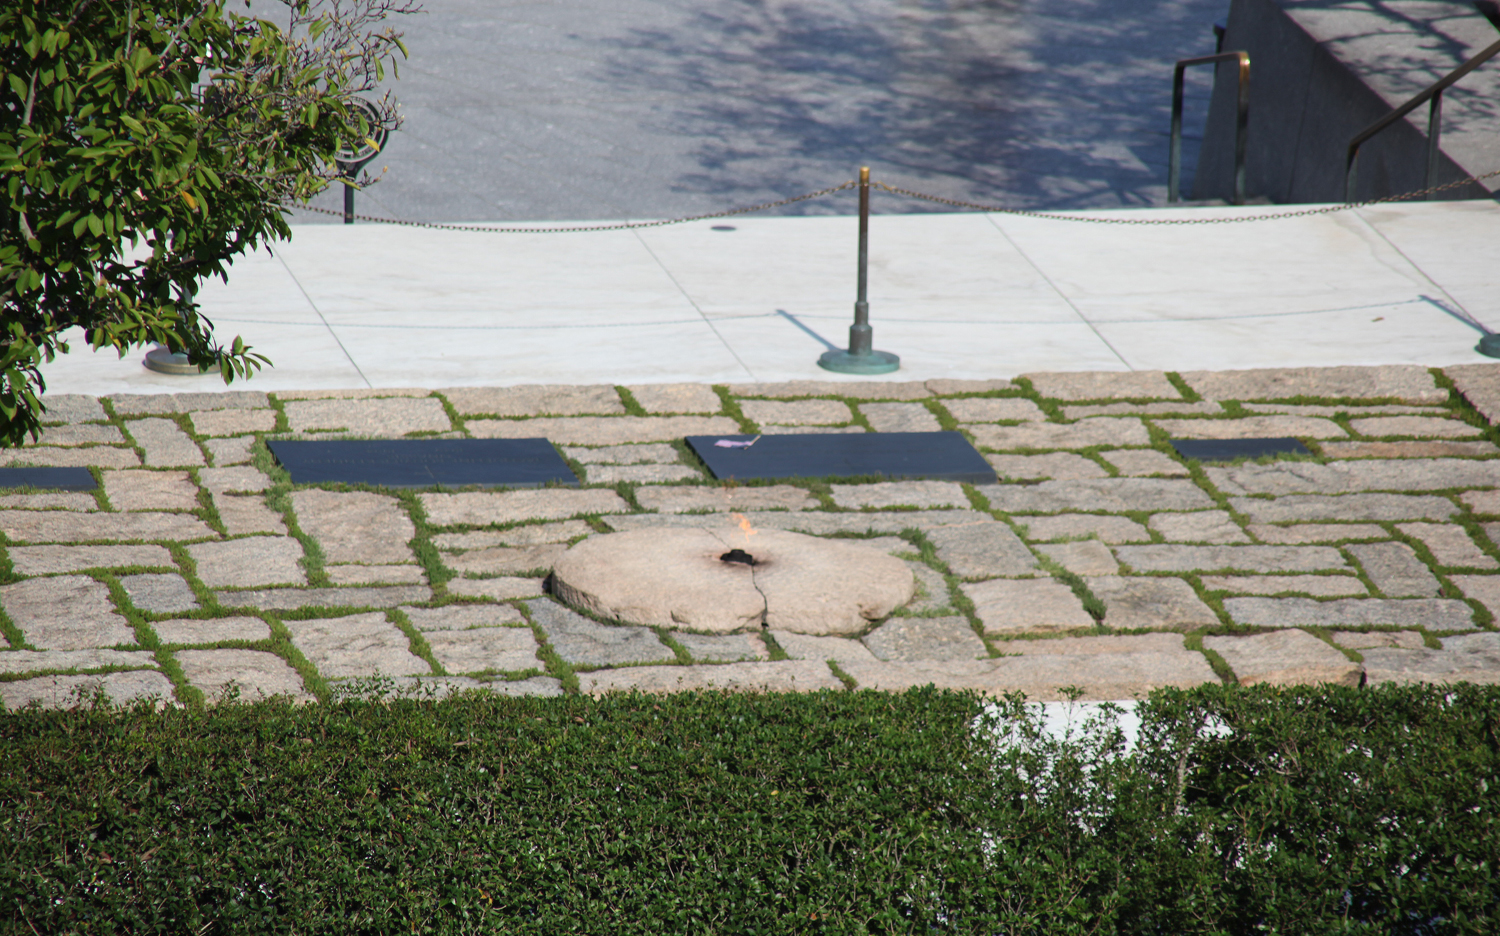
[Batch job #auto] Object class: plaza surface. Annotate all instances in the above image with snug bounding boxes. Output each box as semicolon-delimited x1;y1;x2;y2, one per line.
5;363;1500;710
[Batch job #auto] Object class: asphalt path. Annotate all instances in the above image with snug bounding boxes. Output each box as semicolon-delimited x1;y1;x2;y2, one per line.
291;0;1232;223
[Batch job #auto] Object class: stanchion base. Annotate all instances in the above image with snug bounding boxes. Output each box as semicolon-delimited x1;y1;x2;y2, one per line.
1478;333;1500;359
143;348;207;375
817;348;900;375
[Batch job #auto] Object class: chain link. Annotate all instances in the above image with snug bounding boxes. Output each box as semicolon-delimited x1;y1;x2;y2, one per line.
874;168;1500;224
293;181;858;231
291;168;1500;231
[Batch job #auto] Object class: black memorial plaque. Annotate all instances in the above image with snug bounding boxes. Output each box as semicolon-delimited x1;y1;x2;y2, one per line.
686;431;996;484
0;466;97;491
267;438;577;488
1170;437;1311;462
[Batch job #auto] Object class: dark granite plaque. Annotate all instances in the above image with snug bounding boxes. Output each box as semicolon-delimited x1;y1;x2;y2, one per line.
267;438;577;488
1170;437;1312;462
686;431;996;484
0;466;98;491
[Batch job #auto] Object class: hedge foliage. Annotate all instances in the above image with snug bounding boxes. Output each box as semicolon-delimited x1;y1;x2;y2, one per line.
2;683;1497;934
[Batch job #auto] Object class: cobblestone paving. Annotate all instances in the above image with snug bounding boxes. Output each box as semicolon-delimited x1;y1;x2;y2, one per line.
6;366;1500;708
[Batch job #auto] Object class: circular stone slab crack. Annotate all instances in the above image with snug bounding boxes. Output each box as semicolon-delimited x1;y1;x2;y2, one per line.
550;528;915;635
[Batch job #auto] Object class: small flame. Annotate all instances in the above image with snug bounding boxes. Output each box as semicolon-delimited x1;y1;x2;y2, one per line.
732;512;758;547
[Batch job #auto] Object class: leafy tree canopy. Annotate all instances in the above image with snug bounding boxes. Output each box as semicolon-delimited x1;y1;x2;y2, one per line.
0;0;413;445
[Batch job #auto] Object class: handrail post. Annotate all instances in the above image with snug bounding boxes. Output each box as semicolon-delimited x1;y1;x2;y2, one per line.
1425;89;1444;198
818;167;899;374
1169;51;1250;205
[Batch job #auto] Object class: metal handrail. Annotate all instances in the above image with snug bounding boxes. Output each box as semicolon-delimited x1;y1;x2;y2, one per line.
1345;36;1500;202
1170;51;1250;205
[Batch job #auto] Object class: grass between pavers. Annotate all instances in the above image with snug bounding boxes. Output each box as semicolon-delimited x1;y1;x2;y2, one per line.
7;684;1499;934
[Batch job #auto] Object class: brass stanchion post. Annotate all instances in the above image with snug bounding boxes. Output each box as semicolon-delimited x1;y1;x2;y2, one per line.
819;166;899;374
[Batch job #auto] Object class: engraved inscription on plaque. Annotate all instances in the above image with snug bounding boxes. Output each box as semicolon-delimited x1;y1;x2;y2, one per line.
686;431;996;484
267;439;578;488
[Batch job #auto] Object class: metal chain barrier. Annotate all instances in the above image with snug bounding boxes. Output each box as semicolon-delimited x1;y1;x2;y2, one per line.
293;168;1500;231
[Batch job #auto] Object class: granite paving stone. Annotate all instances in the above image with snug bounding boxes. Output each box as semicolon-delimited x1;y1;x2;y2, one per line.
758;425;866;435
37;424;125;446
1230;494;1457;522
1223;597;1475;630
198;466;271;494
215;495;287;535
0;445;138;468
325;565;425;585
1201;574;1368;597
5;544;172;575
471;415;740;445
1346;542;1440;597
432;520;593;550
1022;370;1180;401
446;543;568;575
605;509;987;535
419;489;628;526
839;652;1215;700
524;599;675;667
586;464;701;484
0;648;156;673
277;388;430;400
562;443;680;464
942;397;1047;422
1085;576;1220;630
1148;511;1251;543
830;480;968;510
0;671;175;710
1241;403;1437;416
37;394;107;423
1034;540;1120;575
1179;365;1445;403
175;649;311;703
112;391;269;414
905;562;956;613
1460;490;1500;515
1203;630;1362;687
1207;459;1500;496
442;385;624;416
204;437;255;466
1064;402;1223;418
103;470;200;511
1003;633;1190;655
739;399;853;426
1101;449;1190;477
1154;415;1346;439
1115;544;1346;573
1445;363;1500;423
1484;523;1500;548
1348;416;1479;438
1331;630;1426;650
188;409;278;437
1448;575;1500;619
859;402;941;432
963;578;1094;634
125;418;206;466
927;521;1038;578
861;615;987;662
728;380;931;400
284;611;431;678
0;575;136;649
1249;523;1390;543
152;616;271;644
0;510;216;543
446;578;546;600
1321;440;1499;458
986;453;1109;480
291;490;414;564
424;628;540;674
926;379;1012;395
625;383;723;414
188;537;304;588
0;493;98;511
119;574;200;613
400;604;526;632
634;484;819;514
215;585;431;610
578;660;842;695
284;397;451;435
1017;514;1152;543
969;418;1150;450
667;631;769;663
1359;634;1500;685
773;632;880;665
987;478;1214;513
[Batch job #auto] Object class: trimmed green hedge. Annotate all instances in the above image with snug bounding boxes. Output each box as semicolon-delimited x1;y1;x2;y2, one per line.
2;684;1497;934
